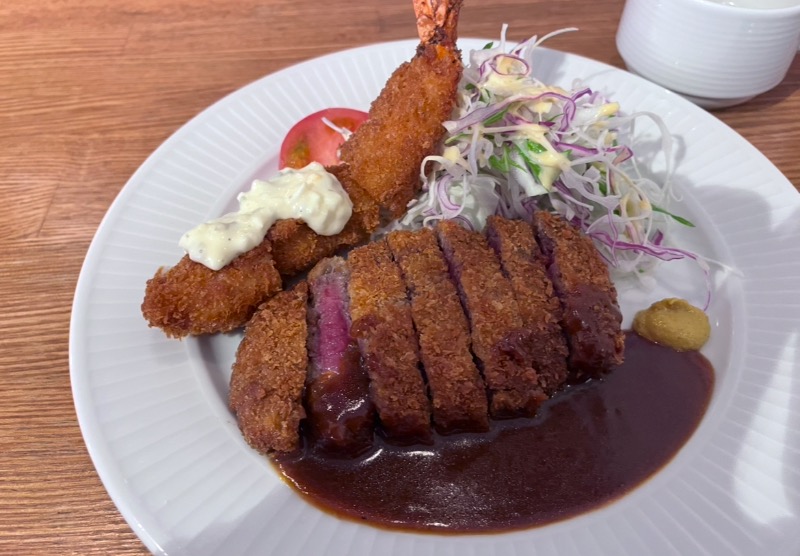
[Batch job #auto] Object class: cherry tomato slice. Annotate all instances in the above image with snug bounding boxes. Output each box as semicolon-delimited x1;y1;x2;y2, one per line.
279;108;369;169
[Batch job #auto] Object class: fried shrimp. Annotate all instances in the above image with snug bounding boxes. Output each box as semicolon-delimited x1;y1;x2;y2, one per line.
142;0;464;338
339;0;464;219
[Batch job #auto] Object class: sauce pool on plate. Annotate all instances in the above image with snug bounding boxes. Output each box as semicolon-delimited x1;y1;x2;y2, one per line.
274;333;714;532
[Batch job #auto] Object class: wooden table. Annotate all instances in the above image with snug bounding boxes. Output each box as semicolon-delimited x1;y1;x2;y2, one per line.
1;0;797;553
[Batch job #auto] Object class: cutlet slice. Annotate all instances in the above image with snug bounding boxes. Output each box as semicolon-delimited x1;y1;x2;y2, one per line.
485;216;569;395
436;220;546;418
306;257;374;454
347;240;432;442
533;211;624;378
387;228;489;434
142;239;282;338
229;282;308;454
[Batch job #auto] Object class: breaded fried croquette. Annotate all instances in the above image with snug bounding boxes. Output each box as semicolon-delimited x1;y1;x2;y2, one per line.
141;240;282;338
348;240;432;442
229;283;308;454
268;165;380;277
485;216;569;394
533;211;624;378
437;220;546;418
338;2;463;219
387;228;489;434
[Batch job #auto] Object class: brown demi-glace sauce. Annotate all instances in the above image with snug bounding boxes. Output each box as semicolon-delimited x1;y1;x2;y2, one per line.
274;333;714;533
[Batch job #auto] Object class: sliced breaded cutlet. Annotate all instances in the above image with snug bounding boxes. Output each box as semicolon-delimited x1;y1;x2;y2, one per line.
229;282;308;454
436;220;546;418
348;240;432;442
387;228;489;434
485;216;569;395
306;257;374;454
533;211;624;378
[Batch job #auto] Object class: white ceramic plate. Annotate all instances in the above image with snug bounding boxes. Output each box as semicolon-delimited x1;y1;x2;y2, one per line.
69;39;800;555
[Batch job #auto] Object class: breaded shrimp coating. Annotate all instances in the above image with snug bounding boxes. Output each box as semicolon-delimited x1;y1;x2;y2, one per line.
387;228;489;434
339;42;463;219
229;283;308;454
141;240;282;338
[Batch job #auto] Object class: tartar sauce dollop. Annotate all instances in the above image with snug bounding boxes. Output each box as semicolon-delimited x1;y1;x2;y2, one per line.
179;162;352;270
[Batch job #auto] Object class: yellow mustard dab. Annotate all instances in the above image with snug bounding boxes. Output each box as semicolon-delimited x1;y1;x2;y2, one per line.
633;298;710;352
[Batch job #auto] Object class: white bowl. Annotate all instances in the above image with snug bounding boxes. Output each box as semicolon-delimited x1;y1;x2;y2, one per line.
616;0;800;107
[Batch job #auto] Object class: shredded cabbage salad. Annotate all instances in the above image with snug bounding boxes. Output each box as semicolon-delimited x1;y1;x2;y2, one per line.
392;27;707;294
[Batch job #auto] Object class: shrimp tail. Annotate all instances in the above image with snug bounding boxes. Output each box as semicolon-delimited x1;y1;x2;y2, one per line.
414;0;463;46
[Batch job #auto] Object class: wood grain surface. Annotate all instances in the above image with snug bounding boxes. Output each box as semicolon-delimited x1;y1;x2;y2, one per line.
0;0;797;553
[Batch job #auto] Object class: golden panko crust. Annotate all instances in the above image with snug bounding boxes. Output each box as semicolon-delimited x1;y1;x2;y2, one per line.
436;220;546;417
485;216;569;394
387;228;489;434
339;44;462;219
141;240;282;338
348;240;432;441
228;282;309;454
268;165;380;277
534;211;625;375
